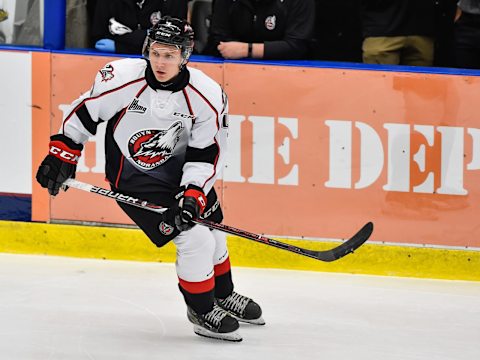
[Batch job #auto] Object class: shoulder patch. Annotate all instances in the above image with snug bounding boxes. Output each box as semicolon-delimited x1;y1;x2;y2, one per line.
100;64;115;82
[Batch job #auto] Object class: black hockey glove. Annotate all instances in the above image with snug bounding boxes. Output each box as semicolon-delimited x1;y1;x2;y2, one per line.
36;134;83;196
164;185;207;232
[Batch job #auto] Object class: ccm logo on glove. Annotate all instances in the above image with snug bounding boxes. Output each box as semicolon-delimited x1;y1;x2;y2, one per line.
36;134;84;196
49;142;81;164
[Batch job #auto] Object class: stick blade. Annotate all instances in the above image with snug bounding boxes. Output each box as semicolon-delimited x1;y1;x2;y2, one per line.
311;222;374;262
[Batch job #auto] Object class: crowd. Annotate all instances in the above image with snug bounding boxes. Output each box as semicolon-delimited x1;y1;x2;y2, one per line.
78;0;479;69
1;0;479;69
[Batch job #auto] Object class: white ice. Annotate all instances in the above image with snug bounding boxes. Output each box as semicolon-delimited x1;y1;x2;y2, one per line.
0;253;479;360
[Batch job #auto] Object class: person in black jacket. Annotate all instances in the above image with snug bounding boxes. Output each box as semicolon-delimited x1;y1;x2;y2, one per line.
361;0;436;66
310;0;363;62
454;0;480;69
204;0;315;60
433;0;457;67
91;0;189;54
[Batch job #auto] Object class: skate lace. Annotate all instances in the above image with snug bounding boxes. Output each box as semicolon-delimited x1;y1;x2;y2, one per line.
220;292;250;315
204;304;227;327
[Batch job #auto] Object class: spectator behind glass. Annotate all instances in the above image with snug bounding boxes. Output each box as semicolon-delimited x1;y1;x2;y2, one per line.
361;0;436;66
433;0;457;67
310;0;362;62
66;0;90;48
203;0;315;60
454;0;480;69
0;5;7;44
91;0;189;54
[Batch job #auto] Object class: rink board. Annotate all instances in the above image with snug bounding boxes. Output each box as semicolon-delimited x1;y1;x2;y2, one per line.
0;221;478;281
0;49;480;281
29;52;480;250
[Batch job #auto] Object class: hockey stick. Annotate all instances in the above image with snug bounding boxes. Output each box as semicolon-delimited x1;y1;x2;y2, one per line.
63;178;373;262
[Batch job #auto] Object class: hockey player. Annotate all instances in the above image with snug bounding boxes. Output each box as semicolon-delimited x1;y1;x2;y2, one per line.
36;16;264;342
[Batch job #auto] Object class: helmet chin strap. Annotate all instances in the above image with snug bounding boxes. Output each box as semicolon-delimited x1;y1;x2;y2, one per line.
180;58;189;69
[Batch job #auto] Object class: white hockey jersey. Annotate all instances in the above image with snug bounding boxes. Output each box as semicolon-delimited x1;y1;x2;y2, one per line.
60;58;228;201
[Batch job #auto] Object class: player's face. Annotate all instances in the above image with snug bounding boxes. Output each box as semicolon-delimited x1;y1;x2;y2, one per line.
149;43;183;82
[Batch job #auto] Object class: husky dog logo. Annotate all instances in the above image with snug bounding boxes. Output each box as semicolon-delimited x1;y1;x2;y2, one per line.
265;15;276;30
100;64;114;82
128;121;184;170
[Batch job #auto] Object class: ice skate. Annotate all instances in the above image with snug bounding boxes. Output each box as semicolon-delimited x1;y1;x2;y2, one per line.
216;291;265;325
187;303;242;342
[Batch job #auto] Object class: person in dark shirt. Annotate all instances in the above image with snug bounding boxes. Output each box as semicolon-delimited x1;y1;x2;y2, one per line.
310;0;363;63
204;0;315;60
91;0;189;54
361;0;436;66
433;0;457;67
454;0;480;69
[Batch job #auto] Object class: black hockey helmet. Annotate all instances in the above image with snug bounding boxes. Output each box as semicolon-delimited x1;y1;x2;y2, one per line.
142;16;194;66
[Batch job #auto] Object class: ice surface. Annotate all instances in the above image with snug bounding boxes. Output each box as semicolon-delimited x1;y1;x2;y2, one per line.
0;253;479;360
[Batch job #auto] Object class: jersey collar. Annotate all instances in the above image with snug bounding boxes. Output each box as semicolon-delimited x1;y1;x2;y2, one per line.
145;62;190;92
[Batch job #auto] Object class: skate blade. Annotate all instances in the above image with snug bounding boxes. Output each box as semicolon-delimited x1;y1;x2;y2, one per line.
232;315;266;325
193;325;243;342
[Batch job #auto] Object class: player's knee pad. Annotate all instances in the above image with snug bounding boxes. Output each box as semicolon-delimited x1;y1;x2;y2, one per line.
211;229;229;266
173;225;216;282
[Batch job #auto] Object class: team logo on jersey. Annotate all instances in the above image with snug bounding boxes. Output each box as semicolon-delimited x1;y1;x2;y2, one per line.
159;221;174;235
150;11;161;26
100;64;114;82
128;121;184;170
265;15;276;31
127;98;147;114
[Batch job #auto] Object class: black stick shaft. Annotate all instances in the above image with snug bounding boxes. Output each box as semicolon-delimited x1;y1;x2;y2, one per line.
63;179;373;262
